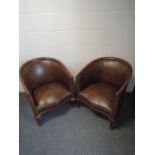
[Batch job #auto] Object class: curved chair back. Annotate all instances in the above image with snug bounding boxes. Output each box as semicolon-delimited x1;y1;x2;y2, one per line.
78;57;132;89
20;57;72;93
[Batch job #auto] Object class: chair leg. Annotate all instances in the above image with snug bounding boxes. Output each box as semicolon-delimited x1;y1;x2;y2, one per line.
70;98;76;106
35;114;42;126
77;102;81;107
109;120;116;130
76;99;81;107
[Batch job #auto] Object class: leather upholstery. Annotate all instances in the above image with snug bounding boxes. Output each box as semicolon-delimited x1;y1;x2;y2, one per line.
20;57;73;126
80;82;117;112
76;58;132;91
33;82;70;112
21;58;72;93
76;57;132;128
20;56;132;128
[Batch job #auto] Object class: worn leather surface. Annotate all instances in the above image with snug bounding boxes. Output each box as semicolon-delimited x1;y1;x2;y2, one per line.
22;58;72;93
20;58;73;116
20;57;132;126
33;82;70;112
77;58;132;91
76;57;132;124
80;82;117;112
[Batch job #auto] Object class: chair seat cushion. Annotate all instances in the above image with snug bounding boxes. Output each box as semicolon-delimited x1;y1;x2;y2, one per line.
80;82;118;112
33;82;70;112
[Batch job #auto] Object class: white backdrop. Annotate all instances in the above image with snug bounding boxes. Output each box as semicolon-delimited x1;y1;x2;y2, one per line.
19;0;135;92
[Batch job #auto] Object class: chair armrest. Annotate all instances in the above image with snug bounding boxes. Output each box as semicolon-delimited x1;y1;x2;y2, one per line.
115;79;130;97
69;76;74;94
75;67;95;93
75;75;81;97
61;69;74;91
23;88;38;115
20;75;37;115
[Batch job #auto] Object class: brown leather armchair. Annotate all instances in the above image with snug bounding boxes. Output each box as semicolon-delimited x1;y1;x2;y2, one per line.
75;57;132;128
20;57;74;126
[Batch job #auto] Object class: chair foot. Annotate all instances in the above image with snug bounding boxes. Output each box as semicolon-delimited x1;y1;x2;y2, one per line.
109;121;116;130
35;115;42;126
76;99;81;107
70;98;76;106
77;102;81;107
74;98;81;107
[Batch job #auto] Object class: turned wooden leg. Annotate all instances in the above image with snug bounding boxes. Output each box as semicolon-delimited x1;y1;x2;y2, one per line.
35;114;42;126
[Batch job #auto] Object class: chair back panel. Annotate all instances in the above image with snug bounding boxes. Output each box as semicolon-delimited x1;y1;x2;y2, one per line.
79;57;132;89
21;58;70;93
100;59;132;88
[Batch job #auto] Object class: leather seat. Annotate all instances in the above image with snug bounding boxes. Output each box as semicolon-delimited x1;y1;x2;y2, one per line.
33;82;70;112
80;82;117;112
